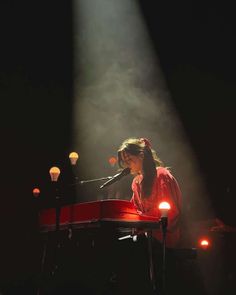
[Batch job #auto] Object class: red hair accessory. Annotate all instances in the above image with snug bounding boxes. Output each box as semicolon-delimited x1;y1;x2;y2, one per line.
140;138;151;148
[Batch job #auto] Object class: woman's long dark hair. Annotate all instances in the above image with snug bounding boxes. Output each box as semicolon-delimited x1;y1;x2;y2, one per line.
117;138;163;197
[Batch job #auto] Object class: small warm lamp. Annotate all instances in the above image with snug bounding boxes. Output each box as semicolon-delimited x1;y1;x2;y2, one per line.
199;238;210;250
158;201;171;236
49;166;61;182
49;167;61;232
32;187;40;198
69;152;79;165
108;156;117;167
159;201;171;217
158;201;171;294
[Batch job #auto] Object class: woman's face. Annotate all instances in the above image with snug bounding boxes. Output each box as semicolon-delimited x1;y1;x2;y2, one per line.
121;151;143;174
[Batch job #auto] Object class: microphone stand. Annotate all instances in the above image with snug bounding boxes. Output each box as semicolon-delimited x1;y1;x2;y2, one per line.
38;183;61;295
51;183;61;277
55;190;61;232
69;168;130;188
160;216;168;295
69;176;112;186
79;176;112;185
147;231;157;293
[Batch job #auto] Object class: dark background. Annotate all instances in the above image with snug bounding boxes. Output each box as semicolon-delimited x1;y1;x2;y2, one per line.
0;0;235;293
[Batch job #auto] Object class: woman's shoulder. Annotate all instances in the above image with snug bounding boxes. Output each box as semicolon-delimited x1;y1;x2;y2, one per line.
156;166;170;175
157;167;173;178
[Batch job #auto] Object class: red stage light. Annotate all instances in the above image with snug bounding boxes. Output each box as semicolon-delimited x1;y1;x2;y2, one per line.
33;187;40;198
108;156;117;166
159;201;171;210
199;238;210;250
158;201;171;217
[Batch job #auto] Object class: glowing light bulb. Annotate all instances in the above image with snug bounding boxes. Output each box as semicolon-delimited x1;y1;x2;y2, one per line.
49;166;61;182
199;238;210;250
158;201;171;217
108;156;117;167
32;187;40;198
69;152;79;165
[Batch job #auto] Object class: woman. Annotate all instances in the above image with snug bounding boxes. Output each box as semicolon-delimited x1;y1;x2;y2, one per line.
117;137;182;248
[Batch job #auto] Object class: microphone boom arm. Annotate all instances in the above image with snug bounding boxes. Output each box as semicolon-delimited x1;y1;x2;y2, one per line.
100;168;130;189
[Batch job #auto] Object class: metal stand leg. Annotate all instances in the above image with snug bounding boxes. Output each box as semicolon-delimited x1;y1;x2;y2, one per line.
162;232;167;295
147;231;160;294
160;217;168;295
51;204;61;275
37;235;48;295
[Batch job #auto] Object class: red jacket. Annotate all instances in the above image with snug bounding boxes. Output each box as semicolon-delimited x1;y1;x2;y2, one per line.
131;167;182;247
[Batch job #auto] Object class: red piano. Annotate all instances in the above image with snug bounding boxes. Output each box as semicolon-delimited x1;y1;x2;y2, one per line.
39;199;160;233
38;200;161;294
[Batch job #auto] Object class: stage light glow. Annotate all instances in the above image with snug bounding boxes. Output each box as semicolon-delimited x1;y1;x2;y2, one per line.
32;187;40;198
49;166;61;182
159;201;171;217
108;156;117;167
159;201;171;210
199;238;211;250
69;152;79;165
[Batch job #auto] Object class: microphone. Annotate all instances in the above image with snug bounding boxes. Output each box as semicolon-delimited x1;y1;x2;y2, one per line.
100;168;130;189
